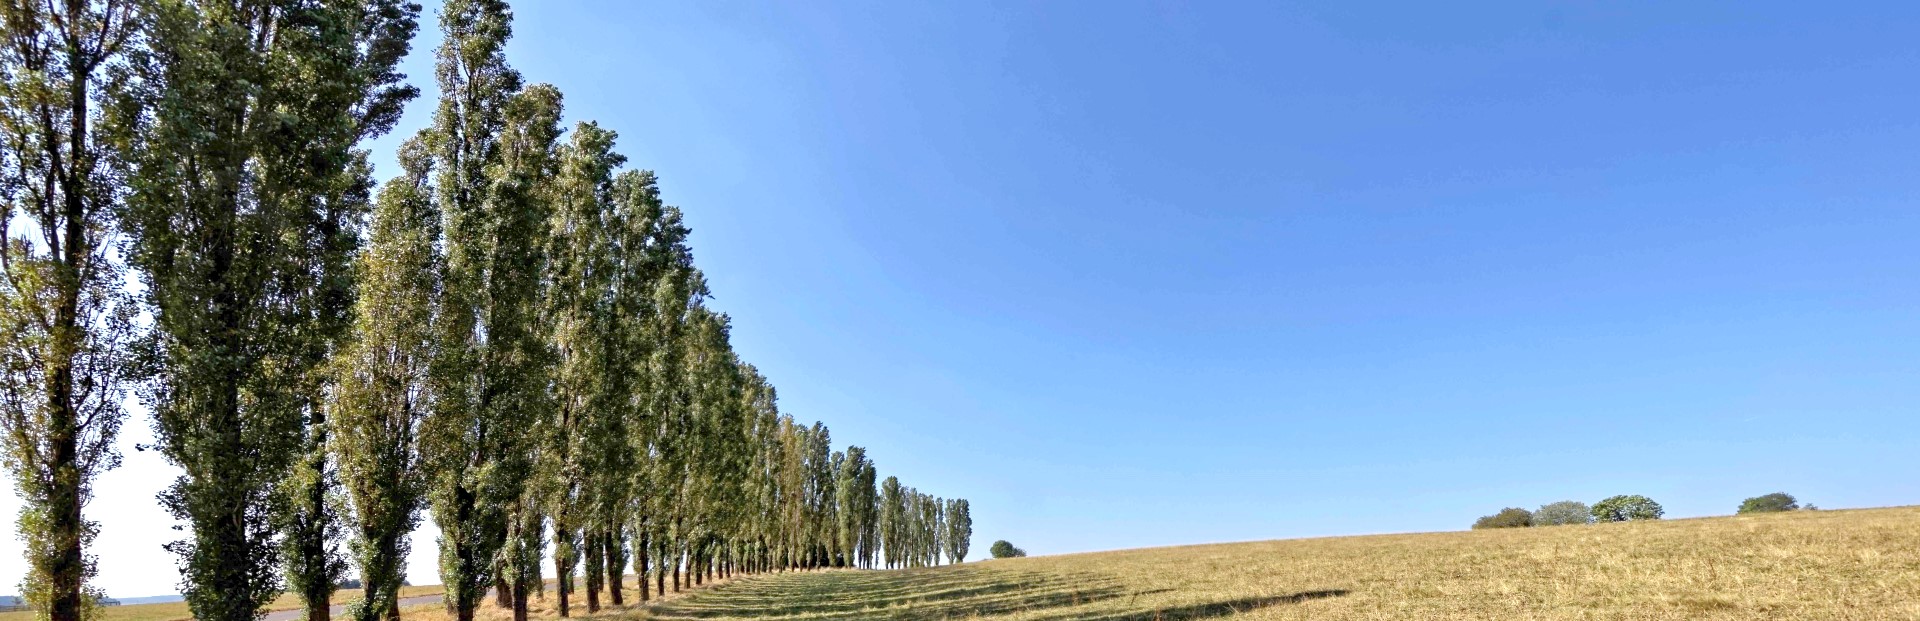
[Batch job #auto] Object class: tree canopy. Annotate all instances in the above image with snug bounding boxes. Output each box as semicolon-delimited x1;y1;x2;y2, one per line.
0;2;974;619
1737;493;1800;514
1592;495;1664;522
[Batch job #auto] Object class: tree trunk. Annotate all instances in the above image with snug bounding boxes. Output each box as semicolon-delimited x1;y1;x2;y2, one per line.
494;573;512;608
555;550;570;617
637;532;650;602
46;387;81;621
605;531;624;606
584;534;602;612
511;575;528;621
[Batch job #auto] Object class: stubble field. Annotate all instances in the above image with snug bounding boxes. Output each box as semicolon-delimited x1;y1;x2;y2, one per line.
625;506;1920;620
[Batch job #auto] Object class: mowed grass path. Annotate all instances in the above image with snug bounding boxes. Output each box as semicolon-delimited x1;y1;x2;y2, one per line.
0;587;448;621
632;506;1920;620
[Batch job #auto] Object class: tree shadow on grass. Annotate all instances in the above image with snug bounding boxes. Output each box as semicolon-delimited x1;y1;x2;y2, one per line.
643;568;1132;620
1025;590;1351;621
642;566;1348;621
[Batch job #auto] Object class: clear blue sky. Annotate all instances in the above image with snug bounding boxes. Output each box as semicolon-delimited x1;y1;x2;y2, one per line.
8;0;1920;596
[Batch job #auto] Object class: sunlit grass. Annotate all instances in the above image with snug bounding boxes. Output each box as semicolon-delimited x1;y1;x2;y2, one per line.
615;505;1920;620
0;585;445;621
25;506;1918;621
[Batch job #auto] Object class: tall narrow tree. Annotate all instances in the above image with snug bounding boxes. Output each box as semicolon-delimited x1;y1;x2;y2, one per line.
123;2;418;620
410;2;560;621
546;121;630;615
331;138;437;621
878;476;903;569
853;456;878;568
279;6;424;620
944;498;970;563
611;167;673;602
832;447;862;568
0;3;138;619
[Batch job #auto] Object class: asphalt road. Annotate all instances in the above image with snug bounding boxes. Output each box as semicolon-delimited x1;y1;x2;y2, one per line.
259;595;444;621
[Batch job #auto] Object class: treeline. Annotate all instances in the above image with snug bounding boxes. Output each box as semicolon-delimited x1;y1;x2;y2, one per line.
0;3;969;621
1473;495;1664;529
1471;492;1814;529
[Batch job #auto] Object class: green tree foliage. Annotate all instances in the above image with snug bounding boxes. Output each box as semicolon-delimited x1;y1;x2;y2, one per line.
1472;508;1533;529
921;493;943;567
0;4;139;619
852;454;879;569
834;447;876;568
879;477;904;568
989;540;1026;559
279;4;424;616
1531;501;1592;526
803;423;835;568
409;2;559;619
543;121;629;617
331;139;437;621
1737;492;1799;514
1592;495;1664;522
944;499;972;563
121;2;419;620
4;4;973;613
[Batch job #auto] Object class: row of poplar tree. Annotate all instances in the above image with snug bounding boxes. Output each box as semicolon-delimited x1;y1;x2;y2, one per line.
0;2;972;621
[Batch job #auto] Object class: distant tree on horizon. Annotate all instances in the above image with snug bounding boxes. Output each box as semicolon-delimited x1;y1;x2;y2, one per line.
1592;495;1664;522
1472;508;1533;529
989;540;1026;559
1531;501;1593;526
1737;492;1800;514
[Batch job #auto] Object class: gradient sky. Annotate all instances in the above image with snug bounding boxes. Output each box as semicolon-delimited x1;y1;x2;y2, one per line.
8;0;1920;597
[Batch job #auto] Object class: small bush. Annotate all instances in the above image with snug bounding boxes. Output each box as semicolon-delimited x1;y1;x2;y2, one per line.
1472;507;1533;529
1737;492;1799;514
1592;495;1663;522
989;540;1026;559
1532;500;1593;526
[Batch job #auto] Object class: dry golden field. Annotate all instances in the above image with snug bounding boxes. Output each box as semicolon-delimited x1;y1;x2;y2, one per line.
19;506;1919;621
624;505;1920;620
0;585;446;621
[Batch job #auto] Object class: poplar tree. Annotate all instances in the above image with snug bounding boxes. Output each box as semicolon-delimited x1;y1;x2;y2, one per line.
468;79;562;621
878;476;903;568
832;448;861;568
853;456;878;568
547;122;647;613
804;423;833;568
122;2;418;620
944;498;970;563
0;3;138;619
826;449;846;566
331;139;436;621
680;307;744;585
637;216;701;594
411;2;558;620
740;368;780;574
545;122;626;618
281;5;424;619
611;168;668;602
